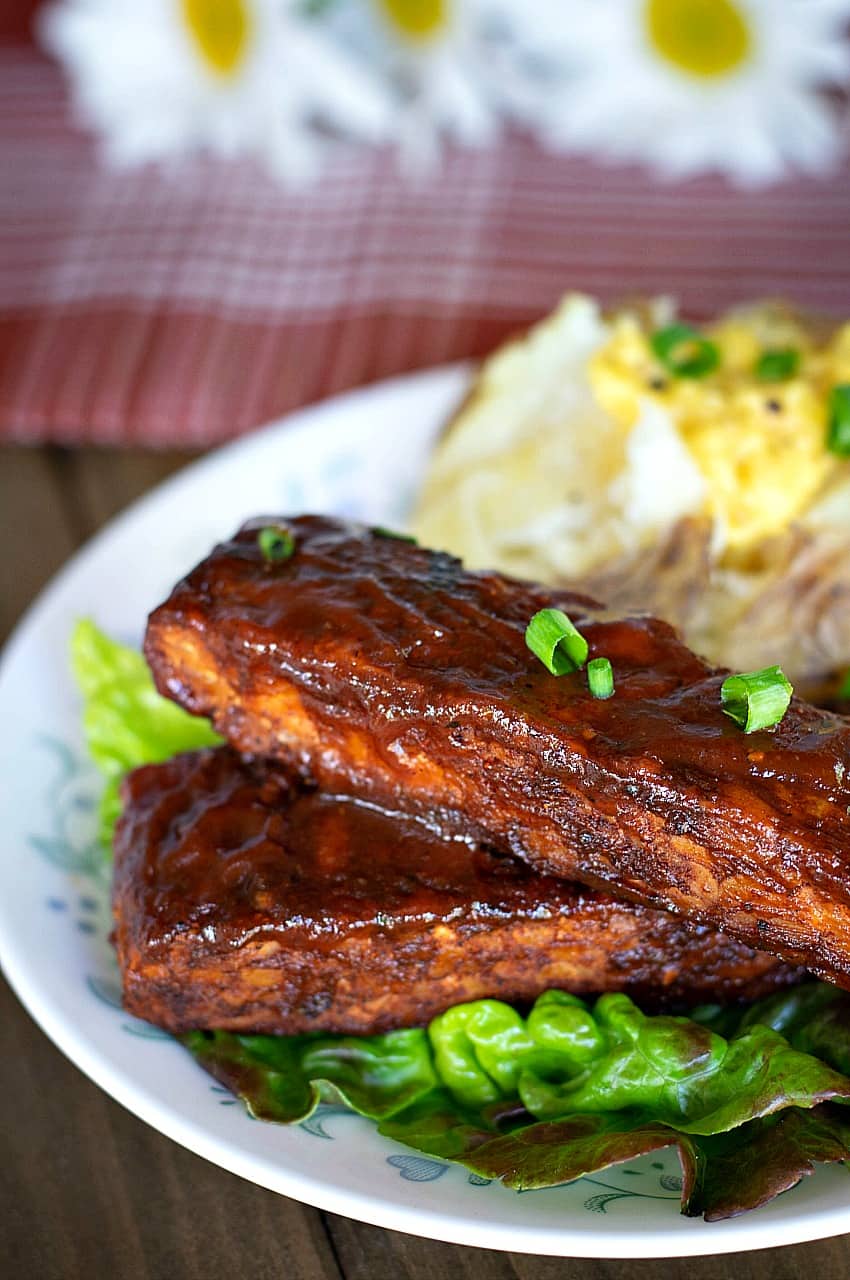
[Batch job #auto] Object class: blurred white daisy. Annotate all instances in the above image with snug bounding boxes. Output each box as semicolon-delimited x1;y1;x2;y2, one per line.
39;0;395;183
541;0;850;186
328;0;571;172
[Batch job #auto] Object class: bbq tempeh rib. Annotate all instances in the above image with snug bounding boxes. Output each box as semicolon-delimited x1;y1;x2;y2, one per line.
113;748;800;1034
145;516;850;984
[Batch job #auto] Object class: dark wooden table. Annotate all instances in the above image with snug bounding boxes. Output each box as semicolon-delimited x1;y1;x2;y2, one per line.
4;443;850;1280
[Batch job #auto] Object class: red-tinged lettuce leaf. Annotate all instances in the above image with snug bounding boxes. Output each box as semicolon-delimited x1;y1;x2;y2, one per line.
382;1093;850;1222
377;1089;505;1160
182;985;850;1222
459;1112;699;1197
183;1031;315;1122
183;1027;437;1124
684;1104;850;1222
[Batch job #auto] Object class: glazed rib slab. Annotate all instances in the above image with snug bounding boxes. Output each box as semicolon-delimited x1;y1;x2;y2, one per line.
113;748;800;1034
145;516;850;984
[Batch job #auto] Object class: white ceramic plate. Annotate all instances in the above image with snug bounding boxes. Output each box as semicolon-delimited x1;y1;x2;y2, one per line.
2;365;849;1259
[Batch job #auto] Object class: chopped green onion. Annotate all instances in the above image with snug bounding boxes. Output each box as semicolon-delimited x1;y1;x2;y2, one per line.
827;385;850;457
838;669;850;701
587;657;614;700
257;525;295;563
755;348;799;382
525;608;588;676
372;526;418;543
650;324;719;380
720;665;793;734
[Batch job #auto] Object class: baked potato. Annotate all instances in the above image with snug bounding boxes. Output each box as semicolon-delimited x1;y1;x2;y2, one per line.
413;293;850;696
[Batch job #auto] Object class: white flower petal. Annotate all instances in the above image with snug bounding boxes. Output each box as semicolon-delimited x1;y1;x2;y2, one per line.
542;0;850;186
38;0;393;184
284;26;395;140
432;59;499;145
38;0;850;186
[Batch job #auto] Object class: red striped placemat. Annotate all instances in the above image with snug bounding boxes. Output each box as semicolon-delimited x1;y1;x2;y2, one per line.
3;46;850;447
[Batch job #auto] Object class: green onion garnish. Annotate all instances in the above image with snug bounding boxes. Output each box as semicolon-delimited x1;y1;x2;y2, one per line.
827;385;850;456
720;665;793;734
257;525;295;563
525;608;588;676
650;324;719;380
587;657;614;700
838;669;850;701
756;348;799;382
372;526;418;543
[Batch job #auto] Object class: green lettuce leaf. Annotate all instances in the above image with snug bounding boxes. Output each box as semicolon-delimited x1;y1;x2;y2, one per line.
182;987;850;1220
737;983;850;1076
71;619;221;847
518;994;850;1133
182;1027;437;1124
426;991;850;1134
695;982;850;1079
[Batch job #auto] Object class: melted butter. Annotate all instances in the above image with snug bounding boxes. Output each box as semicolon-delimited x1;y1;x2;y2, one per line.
590;311;847;554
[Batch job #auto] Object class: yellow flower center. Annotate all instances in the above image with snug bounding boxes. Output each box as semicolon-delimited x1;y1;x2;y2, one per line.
645;0;751;79
375;0;448;43
180;0;252;77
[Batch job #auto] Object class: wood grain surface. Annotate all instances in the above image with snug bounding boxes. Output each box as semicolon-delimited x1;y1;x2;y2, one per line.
3;443;850;1279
